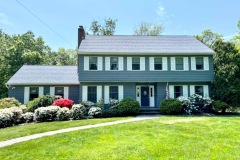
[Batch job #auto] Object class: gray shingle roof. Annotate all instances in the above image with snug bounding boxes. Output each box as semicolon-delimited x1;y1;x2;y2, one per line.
78;35;214;54
6;65;79;85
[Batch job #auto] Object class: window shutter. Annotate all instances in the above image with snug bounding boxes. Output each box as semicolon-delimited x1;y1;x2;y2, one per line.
50;87;55;96
171;57;176;70
84;56;89;70
119;85;124;100
190;85;195;96
24;87;30;104
149;57;154;71
104;86;109;104
39;87;44;96
162;57;168;71
169;85;174;98
119;57;124;70
204;57;209;70
203;85;209;97
182;85;188;97
105;57;110;71
191;57;196;70
98;57;103;71
82;86;87;101
64;87;69;99
183;57;189;71
140;57;145;71
127;57;132;70
97;86;102;102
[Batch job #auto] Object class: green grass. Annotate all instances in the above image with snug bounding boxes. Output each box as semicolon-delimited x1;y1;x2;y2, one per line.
0;116;240;160
0;117;129;142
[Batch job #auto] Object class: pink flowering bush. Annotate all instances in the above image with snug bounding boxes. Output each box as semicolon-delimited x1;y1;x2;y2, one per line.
0;97;21;109
53;98;74;109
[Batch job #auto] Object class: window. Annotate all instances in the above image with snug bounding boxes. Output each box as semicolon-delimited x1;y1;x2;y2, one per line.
89;57;98;70
195;86;203;96
154;57;162;70
30;87;39;100
176;57;183;70
132;57;140;70
110;57;118;70
88;86;97;103
174;86;183;98
55;87;64;98
196;57;204;70
109;86;118;100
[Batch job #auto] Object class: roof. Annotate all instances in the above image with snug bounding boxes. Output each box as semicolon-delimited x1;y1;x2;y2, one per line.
6;65;79;85
78;35;214;55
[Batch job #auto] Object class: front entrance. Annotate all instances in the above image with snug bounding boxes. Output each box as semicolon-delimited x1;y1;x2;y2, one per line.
141;86;149;106
136;85;154;107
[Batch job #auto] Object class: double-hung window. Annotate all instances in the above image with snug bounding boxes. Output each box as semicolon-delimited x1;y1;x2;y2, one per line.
196;57;204;70
174;86;183;98
30;87;39;100
176;57;183;70
55;87;64;97
195;86;203;96
89;57;98;70
109;86;118;100
154;57;162;70
132;57;140;70
110;57;118;70
87;86;97;103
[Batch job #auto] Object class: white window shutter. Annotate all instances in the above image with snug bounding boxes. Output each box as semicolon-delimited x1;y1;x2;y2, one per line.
39;87;44;96
162;57;168;71
119;57;124;70
204;57;209;70
182;85;188;97
127;57;132;70
64;87;69;99
50;87;55;96
140;57;145;71
183;57;189;71
191;57;196;70
104;86;109;104
149;57;154;71
119;85;124;100
24;87;30;104
97;85;102;102
98;57;103;71
171;57;176;70
82;86;87;101
105;57;110;71
203;85;209;97
190;85;195;96
84;56;89;70
169;85;174;98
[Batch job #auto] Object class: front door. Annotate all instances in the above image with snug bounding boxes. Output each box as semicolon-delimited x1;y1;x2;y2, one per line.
141;86;150;106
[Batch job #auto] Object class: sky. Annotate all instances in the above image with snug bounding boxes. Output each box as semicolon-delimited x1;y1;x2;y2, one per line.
0;0;239;51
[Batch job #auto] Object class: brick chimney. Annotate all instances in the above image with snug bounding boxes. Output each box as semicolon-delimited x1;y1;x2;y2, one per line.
78;26;85;48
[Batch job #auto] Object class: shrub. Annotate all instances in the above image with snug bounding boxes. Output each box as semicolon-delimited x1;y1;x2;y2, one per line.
109;99;119;109
0;97;21;109
160;99;182;115
119;98;140;116
96;98;104;110
102;108;122;118
19;105;27;113
72;104;86;120
56;107;72;121
53;98;74;109
88;107;102;118
81;101;95;112
20;112;34;123
27;95;54;112
34;106;60;122
9;107;23;124
212;100;230;113
0;108;14;128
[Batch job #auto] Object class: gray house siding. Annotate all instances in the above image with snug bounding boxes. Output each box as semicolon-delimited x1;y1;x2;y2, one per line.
8;86;24;104
78;55;214;82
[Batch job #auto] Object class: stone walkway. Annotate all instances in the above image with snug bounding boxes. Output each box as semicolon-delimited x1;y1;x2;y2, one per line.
0;115;160;148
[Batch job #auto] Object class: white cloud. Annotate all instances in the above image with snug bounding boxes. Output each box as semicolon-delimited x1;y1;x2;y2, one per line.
156;3;169;19
0;13;13;26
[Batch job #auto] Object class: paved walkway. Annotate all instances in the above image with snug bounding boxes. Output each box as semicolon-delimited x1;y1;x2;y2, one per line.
0;115;160;148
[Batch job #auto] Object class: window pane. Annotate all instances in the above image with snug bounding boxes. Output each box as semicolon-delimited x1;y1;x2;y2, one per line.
132;58;140;70
55;87;64;97
88;86;97;103
154;57;162;70
109;86;118;100
174;86;182;98
195;86;203;96
89;57;98;70
30;87;39;101
132;58;140;64
110;57;118;70
176;57;183;70
196;57;203;70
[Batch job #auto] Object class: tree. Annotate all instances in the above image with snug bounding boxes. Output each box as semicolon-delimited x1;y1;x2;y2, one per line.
134;22;164;36
47;48;77;65
231;19;240;51
90;18;117;35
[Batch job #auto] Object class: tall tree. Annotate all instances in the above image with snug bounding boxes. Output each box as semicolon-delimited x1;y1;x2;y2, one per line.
231;18;240;51
134;22;164;36
47;48;77;65
90;18;117;35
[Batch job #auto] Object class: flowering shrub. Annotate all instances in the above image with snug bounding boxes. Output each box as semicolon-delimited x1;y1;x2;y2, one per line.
9;107;23;124
72;104;86;120
88;107;102;117
0;108;14;128
34;106;60;122
53;98;74;109
56;107;72;121
109;99;119;109
81;101;95;112
0;97;21;109
21;112;34;123
96;98;104;110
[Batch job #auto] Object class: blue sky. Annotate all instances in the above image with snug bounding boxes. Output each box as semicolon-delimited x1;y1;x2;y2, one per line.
0;0;239;51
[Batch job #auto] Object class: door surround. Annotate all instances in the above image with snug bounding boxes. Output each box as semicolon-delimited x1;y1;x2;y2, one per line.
136;85;154;107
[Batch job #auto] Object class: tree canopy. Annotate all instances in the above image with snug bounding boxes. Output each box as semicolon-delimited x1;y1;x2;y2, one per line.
134;22;164;36
90;18;117;35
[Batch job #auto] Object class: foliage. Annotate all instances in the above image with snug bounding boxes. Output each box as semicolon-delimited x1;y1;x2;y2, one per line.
72;104;86;120
20;112;34;123
9;107;23;124
0;108;14;128
96;98;104;110
119;98;140;115
27;95;54;112
90;18;117;35
56;107;72;121
46;48;77;65
53;98;74;109
134;22;164;36
212;100;230;113
102;108;122;118
160;99;182;114
33;106;60;122
108;99;119;109
0;97;21;109
81;101;95;112
88;107;102;118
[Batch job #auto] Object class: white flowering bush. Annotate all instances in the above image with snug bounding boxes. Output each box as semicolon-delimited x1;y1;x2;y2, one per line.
81;101;95;112
0;108;14;128
96;98;104;110
9;107;23;124
20;112;34;123
72;104;86;120
88;107;102;117
34;106;60;122
56;107;72;121
109;99;119;109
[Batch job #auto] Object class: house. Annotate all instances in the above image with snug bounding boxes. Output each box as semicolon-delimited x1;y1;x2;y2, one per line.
6;26;214;109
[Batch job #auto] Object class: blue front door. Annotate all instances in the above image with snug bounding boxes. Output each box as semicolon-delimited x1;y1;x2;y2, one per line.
141;86;149;106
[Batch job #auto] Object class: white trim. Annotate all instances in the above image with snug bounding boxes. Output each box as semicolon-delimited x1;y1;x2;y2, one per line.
149;85;154;107
104;86;109;104
24;87;30;104
182;85;188;97
140;57;145;71
50;87;55;96
127;57;132;70
39;87;44;96
84;56;89;70
136;86;140;104
183;57;189;71
203;85;209;97
98;57;103;71
105;57;110;71
171;57;176;70
169;85;174;98
97;85;102;102
204;57;209;70
82;86;87;101
190;85;195;96
162;57;168;71
64;87;69;99
191;57;196;70
118;57;124;70
119;85;124;100
149;57;154;71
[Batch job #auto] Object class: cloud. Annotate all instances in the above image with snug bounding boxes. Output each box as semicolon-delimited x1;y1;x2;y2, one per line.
0;13;13;26
156;3;169;19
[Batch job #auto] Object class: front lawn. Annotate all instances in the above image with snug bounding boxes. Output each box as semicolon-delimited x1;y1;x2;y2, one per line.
0;116;239;159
